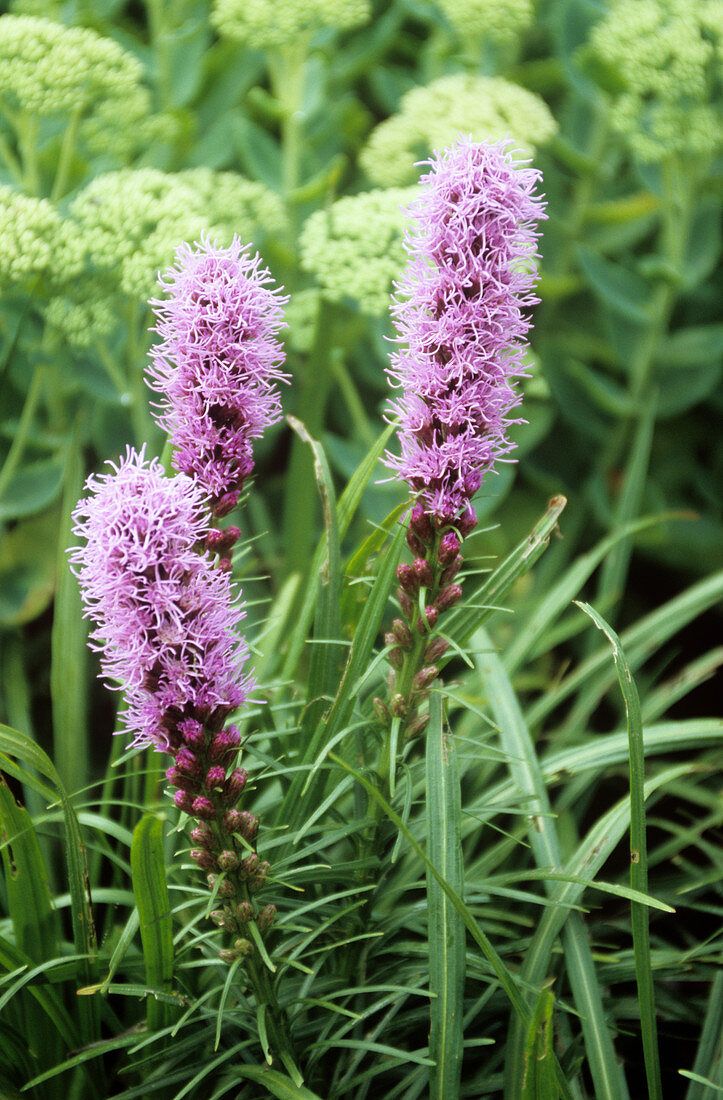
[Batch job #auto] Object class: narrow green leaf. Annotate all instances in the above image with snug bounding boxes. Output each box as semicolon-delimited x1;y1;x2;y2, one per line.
476;631;628;1100
504;512;676;674
684;972;723;1100
275;518;406;834
281;422;396;682
576;603;663;1100
130;814;175;1032
288;418;344;760
50;427;88;795
426;694;465;1100
521;981;558;1100
0;779;57;963
443;495;567;655
595;396;656;619
232;1064;324;1099
0;724;99;1042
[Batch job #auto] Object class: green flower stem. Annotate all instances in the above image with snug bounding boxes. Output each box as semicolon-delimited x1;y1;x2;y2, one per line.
594;158;693;617
0;123;24;187
269;37;309;234
145;0;173;110
282;299;341;579
15;109;41;195
50;104;82;202
0;364;44;501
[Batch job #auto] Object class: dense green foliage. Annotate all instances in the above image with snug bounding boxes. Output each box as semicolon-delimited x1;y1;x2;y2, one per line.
0;0;721;1098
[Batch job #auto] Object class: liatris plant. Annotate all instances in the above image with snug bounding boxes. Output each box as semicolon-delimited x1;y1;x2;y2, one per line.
379;138;546;755
69;447;296;1063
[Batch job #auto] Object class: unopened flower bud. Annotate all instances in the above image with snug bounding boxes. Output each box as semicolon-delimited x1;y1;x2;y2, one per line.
218;948;238;964
222;808;243;833
205;765;226;790
406;530;426;557
397;588;414;617
209;909;228;928
192;795;216;819
248;860;270;894
174;789;194;814
416;606;438;633
212;491;239;518
166;765;198;794
209;725;241;762
412;558;434;587
392;618;413;647
438;531;461;565
223;768;248;805
233;938;254;957
396;563;418;593
236;811;258;840
390;693;407;717
190;824;216;848
217;849;239;871
190;848;216;870
413;665;439;691
441;557;462;585
239;853;260;879
178;717;205;749
387;645;404;669
424;636;450;663
373;697;391;726
405;713;430;740
176;746;203;777
458;505;477;538
257;903;276;932
206;526;241;554
410;502;433;542
235;901;255;924
434;584;463;612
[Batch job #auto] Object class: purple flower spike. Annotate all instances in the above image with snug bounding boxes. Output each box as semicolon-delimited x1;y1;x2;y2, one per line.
69;446;256;751
384;137;546;522
148;233;290;506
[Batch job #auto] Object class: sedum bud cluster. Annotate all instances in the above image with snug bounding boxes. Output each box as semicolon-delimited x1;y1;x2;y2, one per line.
360;74;556;187
299;188;418;316
212;0;370;49
0;184;83;290
589;0;723;162
46;168;286;349
0;14;154;162
436;0;534;45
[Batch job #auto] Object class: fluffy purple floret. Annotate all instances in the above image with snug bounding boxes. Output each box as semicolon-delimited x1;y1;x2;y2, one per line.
384;137;547;521
69;446;255;750
148;234;289;503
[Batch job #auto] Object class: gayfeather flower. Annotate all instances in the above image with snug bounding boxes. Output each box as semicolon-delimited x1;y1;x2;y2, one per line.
148;234;289;510
69;446;255;751
385;137;547;524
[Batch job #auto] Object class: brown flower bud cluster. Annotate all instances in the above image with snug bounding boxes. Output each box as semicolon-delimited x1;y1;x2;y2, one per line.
164;716;276;963
380;501;476;741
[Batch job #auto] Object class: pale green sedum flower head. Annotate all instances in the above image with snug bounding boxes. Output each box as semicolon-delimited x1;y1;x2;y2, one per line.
212;0;370;49
300;187;418;316
46;168;287;347
436;0;534;44
590;0;723;161
360;74;557;186
0;15;153;158
0;184;83;288
68;167;287;300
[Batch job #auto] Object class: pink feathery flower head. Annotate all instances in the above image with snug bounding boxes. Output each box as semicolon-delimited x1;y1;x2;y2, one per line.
384;137;547;524
148;234;289;508
69;446;255;751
